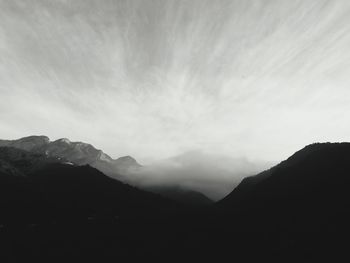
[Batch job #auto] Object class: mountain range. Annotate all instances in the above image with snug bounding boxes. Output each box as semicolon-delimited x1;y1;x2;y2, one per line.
1;138;350;262
0;135;141;176
0;136;212;205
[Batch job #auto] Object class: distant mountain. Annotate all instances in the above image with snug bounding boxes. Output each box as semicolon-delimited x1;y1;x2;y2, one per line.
0;136;211;205
0;136;141;180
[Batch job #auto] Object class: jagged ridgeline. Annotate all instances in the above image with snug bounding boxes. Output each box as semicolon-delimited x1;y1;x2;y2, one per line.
0;136;212;205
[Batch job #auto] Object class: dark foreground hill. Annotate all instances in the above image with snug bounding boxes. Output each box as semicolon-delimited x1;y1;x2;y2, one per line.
218;143;350;228
0;146;180;221
1;143;350;262
208;143;350;262
0;147;190;262
145;185;213;206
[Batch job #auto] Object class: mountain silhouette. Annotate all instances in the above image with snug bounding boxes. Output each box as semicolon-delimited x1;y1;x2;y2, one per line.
0;136;212;205
219;142;350;226
206;142;350;262
0;146;190;262
2;141;350;262
0;146;181;223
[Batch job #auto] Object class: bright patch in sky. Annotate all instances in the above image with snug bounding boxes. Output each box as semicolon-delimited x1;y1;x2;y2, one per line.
1;0;350;164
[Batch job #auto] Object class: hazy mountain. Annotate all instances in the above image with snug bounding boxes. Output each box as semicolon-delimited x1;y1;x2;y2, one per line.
0;136;213;204
0;136;141;179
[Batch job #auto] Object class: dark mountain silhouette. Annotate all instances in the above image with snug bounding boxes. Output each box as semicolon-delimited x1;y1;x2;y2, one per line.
0;136;212;205
0;146;190;262
205;142;350;262
0;146;180;221
219;143;350;223
2;142;350;262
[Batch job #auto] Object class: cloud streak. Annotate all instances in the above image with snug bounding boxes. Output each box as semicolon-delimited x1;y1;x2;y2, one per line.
1;0;350;166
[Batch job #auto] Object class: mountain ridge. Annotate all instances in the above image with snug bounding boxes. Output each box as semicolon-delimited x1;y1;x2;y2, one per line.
0;135;141;178
216;142;350;231
0;136;213;205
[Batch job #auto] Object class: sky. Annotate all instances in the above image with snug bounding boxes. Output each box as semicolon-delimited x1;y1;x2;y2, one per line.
1;0;350;165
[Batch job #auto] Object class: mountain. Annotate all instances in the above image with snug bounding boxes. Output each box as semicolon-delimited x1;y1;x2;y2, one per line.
0;146;180;222
219;142;350;223
0;146;192;262
0;146;62;176
0;136;141;180
208;143;350;262
0;135;50;151
0;136;212;205
2;142;350;262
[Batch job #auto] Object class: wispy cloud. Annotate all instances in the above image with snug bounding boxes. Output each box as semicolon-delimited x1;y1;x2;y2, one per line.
1;0;350;165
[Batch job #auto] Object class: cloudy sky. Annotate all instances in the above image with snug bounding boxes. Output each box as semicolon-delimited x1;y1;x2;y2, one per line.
1;0;350;165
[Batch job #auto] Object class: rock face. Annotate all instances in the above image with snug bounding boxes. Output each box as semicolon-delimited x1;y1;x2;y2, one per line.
0;136;141;181
43;138;113;165
0;136;50;152
0;146;60;176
